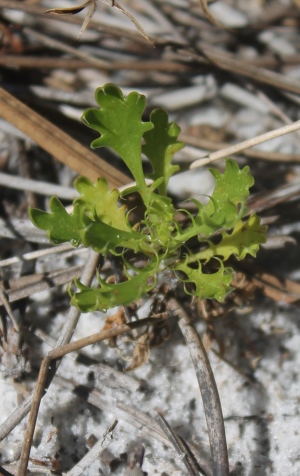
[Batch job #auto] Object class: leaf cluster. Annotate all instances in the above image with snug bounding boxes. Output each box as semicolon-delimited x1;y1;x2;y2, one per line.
30;84;267;313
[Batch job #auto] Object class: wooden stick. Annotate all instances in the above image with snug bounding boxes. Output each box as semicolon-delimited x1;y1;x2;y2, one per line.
0;87;129;188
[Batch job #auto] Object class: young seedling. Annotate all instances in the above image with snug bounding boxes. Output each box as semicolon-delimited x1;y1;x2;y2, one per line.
30;83;267;316
19;84;268;476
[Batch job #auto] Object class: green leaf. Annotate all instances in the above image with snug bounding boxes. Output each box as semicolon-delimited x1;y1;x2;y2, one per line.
216;215;267;260
142;109;183;195
192;215;268;262
79;218;143;253
175;260;233;302
30;81;267;310
74;176;129;231
29;197;86;246
205;159;253;229
82;83;153;202
70;269;156;312
178;159;255;242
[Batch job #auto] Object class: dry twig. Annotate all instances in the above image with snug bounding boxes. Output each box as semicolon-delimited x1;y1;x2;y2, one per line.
190;120;300;168
156;411;206;476
0;87;129;187
18;314;166;474
167;298;229;476
0;249;99;442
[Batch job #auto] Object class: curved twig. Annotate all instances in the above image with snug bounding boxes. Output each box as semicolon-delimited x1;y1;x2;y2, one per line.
167;298;229;476
0;249;99;470
18;312;168;475
156;411;207;476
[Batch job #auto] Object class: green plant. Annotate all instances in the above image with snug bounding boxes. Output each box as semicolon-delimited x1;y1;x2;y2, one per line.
29;83;267;313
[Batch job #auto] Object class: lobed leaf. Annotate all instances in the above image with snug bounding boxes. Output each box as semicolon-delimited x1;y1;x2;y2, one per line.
74;176;129;231
70;269;156;312
191;215;267;263
206;159;253;227
82;83;153;202
175;260;233;302
29;197;87;246
178;159;255;241
79;218;143;253
215;214;267;261
142;109;183;196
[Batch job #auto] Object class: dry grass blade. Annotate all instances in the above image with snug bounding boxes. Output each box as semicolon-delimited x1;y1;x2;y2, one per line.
46;2;89;15
0;285;19;332
156;412;206;476
0;87;129;188
0;0;149;44
0;55;190;72
168;298;229;476
112;0;151;44
183;45;300;95
0;266;83;305
46;0;150;41
199;0;224;28
66;422;118;475
248;184;300;216
254;273;300;304
181;134;300;163
0;243;76;269
48;314;166;360
46;0;97;37
78;0;97;36
0;172;78;199
0;218;47;244
23;27;110;69
190;120;300;167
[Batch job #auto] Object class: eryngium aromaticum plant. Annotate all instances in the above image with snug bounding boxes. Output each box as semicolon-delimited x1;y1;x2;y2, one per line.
30;84;267;313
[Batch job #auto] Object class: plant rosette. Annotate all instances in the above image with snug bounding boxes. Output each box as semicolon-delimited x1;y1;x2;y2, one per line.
30;83;267;314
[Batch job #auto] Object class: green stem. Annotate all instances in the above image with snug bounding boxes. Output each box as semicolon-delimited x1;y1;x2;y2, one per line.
185;246;216;264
